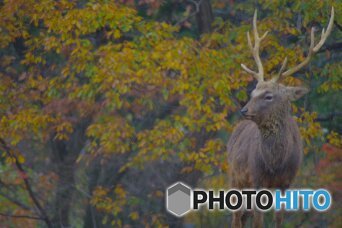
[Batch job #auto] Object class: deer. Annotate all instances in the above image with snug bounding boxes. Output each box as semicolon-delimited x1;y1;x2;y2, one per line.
227;7;334;228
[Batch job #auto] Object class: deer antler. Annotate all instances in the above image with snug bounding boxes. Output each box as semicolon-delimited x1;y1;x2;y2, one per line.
241;10;269;82
273;7;334;82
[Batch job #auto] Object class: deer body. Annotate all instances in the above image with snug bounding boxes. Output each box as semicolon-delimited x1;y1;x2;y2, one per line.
227;8;334;228
228;82;306;227
228;115;302;190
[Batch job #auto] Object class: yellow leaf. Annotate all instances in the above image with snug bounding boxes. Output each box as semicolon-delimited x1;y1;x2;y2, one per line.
17;155;25;164
130;211;139;221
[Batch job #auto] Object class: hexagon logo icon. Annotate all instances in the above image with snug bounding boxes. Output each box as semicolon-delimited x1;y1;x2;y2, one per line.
166;182;192;217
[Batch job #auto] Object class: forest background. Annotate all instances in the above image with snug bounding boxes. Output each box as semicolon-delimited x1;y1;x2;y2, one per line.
0;0;341;227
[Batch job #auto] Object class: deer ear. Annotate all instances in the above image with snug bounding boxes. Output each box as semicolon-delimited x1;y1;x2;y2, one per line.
286;86;309;101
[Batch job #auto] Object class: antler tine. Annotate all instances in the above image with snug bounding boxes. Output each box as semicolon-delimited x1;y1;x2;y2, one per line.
272;57;288;82
280;7;334;79
241;9;269;82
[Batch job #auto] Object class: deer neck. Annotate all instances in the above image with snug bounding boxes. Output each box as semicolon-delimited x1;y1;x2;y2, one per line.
257;107;291;173
258;105;290;139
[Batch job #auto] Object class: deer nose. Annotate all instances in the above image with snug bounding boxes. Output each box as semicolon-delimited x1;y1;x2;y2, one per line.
240;107;248;115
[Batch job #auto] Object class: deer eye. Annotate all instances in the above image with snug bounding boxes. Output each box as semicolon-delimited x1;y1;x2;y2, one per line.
264;95;273;101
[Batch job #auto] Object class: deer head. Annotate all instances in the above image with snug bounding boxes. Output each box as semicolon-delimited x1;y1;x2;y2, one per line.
240;8;334;126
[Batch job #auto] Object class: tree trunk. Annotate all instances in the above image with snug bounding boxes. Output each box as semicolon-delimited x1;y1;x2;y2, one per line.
196;0;214;34
83;159;101;228
50;119;89;227
53;160;75;227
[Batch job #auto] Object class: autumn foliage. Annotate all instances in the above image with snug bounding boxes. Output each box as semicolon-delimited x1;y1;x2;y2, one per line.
0;0;341;227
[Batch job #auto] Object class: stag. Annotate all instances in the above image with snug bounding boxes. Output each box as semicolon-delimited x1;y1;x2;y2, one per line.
227;8;334;228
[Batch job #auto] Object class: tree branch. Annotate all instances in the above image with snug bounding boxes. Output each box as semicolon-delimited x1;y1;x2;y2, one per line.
0;138;52;227
334;21;342;32
0;212;43;220
315;112;342;122
175;0;202;26
0;191;32;211
0;179;33;211
317;42;342;53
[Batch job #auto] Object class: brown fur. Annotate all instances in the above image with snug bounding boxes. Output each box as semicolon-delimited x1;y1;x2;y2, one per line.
227;81;307;228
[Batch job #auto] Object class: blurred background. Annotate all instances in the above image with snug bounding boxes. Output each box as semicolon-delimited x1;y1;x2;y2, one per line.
0;0;341;227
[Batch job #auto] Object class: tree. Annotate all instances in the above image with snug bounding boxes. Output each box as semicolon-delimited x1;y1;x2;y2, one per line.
0;0;340;226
